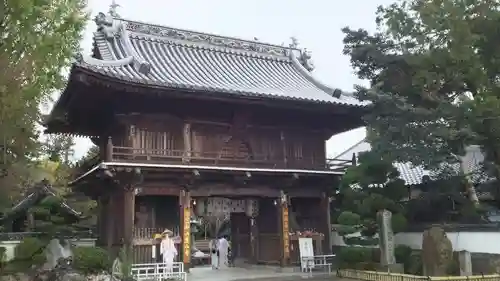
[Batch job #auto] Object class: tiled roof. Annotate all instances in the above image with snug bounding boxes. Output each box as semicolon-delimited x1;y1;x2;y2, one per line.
333;139;491;185
75;12;364;106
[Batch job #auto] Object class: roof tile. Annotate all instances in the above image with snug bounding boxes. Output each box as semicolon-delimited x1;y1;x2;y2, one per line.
77;13;365;106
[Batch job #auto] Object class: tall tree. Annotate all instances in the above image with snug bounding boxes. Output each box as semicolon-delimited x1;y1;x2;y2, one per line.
42;135;75;164
342;0;500;197
336;151;407;246
0;0;87;195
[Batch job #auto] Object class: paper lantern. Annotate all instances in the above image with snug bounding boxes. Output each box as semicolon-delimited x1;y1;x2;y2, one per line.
194;198;205;216
245;199;259;217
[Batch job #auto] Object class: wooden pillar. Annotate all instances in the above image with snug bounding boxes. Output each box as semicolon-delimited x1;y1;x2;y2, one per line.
97;196;108;246
123;187;136;258
179;190;191;270
182;122;192;163
280;130;287;168
320;193;332;254
278;191;290;267
106;194;115;252
105;137;113;161
247;199;259;263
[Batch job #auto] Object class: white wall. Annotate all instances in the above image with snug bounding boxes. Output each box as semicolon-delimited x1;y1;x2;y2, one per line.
332;231;500;254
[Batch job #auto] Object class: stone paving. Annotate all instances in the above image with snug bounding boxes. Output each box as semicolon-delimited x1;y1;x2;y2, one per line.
187;266;347;281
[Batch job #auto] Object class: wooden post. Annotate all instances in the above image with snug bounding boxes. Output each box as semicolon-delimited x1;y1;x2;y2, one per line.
123;187;136;260
278;191;290;266
97;196;107;246
106;137;113;161
179;189;191;270
280;131;287;168
106;194;114;252
246;199;259;263
321;192;332;254
249;217;258;263
182;122;192;163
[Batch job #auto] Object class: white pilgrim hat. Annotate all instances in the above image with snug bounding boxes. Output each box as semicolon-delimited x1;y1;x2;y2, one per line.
161;229;173;235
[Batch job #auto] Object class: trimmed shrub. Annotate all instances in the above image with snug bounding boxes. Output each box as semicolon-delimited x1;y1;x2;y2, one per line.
395;245;413;273
10;237;46;271
73;246;111;275
337;246;374;268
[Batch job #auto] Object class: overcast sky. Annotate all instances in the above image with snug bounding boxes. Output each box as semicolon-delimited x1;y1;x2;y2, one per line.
68;0;393;159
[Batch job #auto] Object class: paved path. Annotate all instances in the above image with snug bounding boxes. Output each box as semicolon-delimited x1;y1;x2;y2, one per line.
187;266;349;281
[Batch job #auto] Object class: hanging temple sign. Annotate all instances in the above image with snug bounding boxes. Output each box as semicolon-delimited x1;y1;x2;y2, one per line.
75;4;316;76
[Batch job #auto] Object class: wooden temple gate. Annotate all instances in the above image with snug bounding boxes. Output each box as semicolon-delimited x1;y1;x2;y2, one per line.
52;8;363;270
95;179;332;268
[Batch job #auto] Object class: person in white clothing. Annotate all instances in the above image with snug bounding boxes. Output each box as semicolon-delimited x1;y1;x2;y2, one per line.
160;229;177;272
217;236;229;269
209;238;219;269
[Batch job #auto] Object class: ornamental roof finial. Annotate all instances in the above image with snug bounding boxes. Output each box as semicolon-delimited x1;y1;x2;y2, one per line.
108;0;120;17
289;37;299;49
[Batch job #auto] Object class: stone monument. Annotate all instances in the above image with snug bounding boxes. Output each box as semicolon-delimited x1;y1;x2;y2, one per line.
377;210;403;273
111;257;123;281
378;210;396;266
421;226;453;276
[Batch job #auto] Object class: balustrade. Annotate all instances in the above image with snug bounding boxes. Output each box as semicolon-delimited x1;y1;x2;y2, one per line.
109;145;351;171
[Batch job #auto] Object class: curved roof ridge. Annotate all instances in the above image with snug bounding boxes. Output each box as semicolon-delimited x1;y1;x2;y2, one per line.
80;12;152;75
289;51;358;100
129;32;291;62
116;16;296;57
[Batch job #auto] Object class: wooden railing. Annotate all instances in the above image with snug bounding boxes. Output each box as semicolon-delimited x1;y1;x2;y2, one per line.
109;146;354;171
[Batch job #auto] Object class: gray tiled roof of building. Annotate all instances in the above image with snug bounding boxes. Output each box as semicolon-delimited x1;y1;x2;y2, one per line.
75;12;365;106
334;139;490;185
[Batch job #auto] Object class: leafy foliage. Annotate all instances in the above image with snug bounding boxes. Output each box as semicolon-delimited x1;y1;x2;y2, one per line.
8;237;46;272
73;246;111;275
31;195;80;236
336;151;407;246
0;0;88;207
341;0;500;185
337;247;376;269
119;244;134;281
42;135;75;164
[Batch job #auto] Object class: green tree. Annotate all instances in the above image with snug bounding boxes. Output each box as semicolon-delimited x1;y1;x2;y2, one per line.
42;135;75;164
336;151;407;246
0;0;88;197
342;0;500;201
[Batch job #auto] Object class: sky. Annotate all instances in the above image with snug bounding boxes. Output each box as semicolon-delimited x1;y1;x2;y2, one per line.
68;0;393;159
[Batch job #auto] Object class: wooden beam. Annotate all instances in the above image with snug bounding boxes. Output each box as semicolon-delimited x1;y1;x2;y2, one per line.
182;122;192;163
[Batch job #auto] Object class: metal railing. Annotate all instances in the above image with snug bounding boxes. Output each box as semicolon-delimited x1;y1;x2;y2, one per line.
337;269;500;281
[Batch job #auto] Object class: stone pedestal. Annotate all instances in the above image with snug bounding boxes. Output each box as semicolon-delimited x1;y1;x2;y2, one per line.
458;250;472;276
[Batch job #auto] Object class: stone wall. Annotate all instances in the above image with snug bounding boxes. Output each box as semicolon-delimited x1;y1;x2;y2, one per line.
332;245;500;275
0;238;96;261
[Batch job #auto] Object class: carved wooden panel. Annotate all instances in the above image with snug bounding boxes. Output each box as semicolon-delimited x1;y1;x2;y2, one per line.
219;137;251;159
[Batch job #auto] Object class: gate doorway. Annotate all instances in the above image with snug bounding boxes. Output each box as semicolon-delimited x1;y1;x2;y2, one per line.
230;212;251;262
